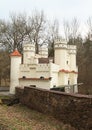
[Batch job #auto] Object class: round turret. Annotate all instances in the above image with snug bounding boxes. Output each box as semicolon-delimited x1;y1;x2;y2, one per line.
68;45;76;54
54;37;67;49
54;37;67;69
39;45;48;58
10;49;22;94
68;45;77;70
23;43;35;64
23;35;35;64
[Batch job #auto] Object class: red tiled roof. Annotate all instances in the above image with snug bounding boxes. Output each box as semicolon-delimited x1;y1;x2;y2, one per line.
59;69;78;74
59;69;70;73
10;50;21;57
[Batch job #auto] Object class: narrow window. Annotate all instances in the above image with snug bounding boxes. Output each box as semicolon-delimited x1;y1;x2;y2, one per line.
68;80;70;85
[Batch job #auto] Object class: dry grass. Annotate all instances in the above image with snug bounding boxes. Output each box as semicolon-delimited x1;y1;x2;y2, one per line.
0;97;76;130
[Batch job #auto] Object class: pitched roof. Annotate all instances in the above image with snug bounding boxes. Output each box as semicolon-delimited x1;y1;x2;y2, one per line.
10;49;21;57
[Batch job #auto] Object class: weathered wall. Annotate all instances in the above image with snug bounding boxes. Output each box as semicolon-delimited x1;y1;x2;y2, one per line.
16;87;92;130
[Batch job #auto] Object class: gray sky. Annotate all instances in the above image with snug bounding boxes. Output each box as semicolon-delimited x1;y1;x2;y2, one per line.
0;0;92;36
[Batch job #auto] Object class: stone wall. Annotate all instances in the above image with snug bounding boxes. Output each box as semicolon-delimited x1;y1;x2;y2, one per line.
16;87;92;130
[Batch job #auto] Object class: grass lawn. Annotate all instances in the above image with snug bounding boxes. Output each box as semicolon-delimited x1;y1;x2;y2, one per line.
0;96;76;130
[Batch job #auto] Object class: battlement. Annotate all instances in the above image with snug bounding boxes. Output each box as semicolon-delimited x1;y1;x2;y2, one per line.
39;46;48;52
39;45;48;58
54;38;67;45
68;45;76;50
54;43;67;49
54;38;67;49
68;45;76;54
24;43;35;47
36;64;50;72
23;43;35;53
23;43;35;50
20;64;30;72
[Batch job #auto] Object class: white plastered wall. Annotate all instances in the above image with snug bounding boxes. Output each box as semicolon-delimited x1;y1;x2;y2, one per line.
10;56;21;94
19;64;37;78
68;45;77;71
69;73;78;93
58;73;69;86
19;80;50;89
55;48;67;69
49;63;59;88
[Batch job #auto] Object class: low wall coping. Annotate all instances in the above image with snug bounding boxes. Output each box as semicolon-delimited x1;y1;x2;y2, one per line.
16;86;92;99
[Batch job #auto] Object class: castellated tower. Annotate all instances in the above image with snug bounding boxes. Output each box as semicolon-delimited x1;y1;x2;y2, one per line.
68;45;78;92
10;49;21;94
23;43;35;64
68;45;77;71
23;36;35;64
39;45;48;58
54;38;67;69
54;37;78;93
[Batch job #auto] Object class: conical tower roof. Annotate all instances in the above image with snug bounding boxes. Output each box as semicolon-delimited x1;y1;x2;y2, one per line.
10;49;21;57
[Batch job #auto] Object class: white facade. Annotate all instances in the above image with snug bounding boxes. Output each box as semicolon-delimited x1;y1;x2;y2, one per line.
10;37;78;94
10;50;21;94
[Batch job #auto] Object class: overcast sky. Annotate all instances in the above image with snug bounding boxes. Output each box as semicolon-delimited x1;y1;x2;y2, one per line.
0;0;92;36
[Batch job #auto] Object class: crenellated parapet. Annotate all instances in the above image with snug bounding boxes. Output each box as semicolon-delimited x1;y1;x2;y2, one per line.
36;64;50;72
20;64;30;72
39;45;48;58
54;37;77;54
23;43;35;52
68;45;76;54
54;37;67;49
54;37;67;44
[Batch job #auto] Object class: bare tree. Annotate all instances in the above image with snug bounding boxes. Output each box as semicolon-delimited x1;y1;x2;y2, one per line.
87;17;92;40
0;13;27;52
27;10;47;53
47;19;59;57
63;19;71;41
0;50;10;86
71;18;79;40
0;10;59;55
0;11;60;87
87;17;92;32
63;18;79;44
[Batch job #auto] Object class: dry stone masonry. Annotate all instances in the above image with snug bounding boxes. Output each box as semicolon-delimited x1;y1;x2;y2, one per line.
16;86;92;130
